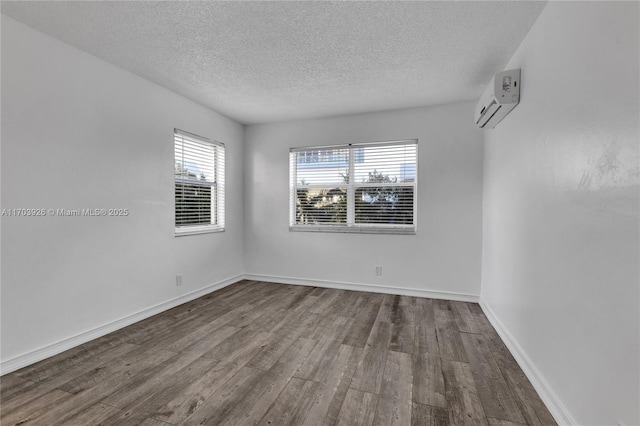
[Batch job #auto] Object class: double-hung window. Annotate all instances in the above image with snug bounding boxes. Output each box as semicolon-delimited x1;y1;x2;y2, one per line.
174;129;225;236
290;140;417;234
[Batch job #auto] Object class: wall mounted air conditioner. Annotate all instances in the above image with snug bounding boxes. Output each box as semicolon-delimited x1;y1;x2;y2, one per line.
475;69;520;129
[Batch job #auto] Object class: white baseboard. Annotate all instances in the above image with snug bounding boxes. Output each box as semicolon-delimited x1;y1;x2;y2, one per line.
0;273;580;425
244;273;480;303
0;274;244;376
479;298;576;426
1;273;477;376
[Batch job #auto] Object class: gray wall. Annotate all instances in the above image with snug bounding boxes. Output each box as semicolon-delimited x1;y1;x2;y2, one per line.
481;2;639;425
1;16;245;363
244;103;484;299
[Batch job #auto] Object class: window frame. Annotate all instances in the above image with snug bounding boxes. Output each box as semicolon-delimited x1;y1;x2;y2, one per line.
289;139;418;235
174;129;225;237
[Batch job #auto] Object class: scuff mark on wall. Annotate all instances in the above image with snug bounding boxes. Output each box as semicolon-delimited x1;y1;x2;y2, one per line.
572;139;639;217
578;139;638;192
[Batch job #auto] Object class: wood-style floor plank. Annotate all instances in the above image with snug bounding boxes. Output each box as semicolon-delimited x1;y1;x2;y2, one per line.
0;374;32;406
335;389;378;426
390;322;415;354
487;418;528;426
342;294;383;347
451;301;482;334
467;302;484;315
435;309;469;362
460;332;525;424
0;389;74;426
414;297;437;354
7;348;177;425
342;320;376;348
62;402;123;425
332;290;366;318
56;345;176;395
309;289;343;314
1;342;140;413
375;293;394;322
412;352;446;408
98;347;218;410
13;335;140;384
262;304;319;339
159;312;244;353
232;339;317;426
391;295;415;325
140;419;174;426
295;316;351;383
301;344;362;426
245;335;297;371
1;281;555;426
150;332;270;425
373;351;413;425
180;338;316;425
442;360;488;426
257;377;319;425
101;356;222;425
201;326;269;361
349;321;393;394
434;299;452;312
412;402;449;426
489;345;557;426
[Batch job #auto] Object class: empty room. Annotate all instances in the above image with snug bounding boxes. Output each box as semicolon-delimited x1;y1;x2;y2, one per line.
1;1;638;425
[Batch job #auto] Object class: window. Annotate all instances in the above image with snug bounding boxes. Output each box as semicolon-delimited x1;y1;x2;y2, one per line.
174;129;225;236
290;140;417;234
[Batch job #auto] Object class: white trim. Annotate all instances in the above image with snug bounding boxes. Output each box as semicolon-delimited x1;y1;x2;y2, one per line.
298;182;415;190
0;274;244;376
175;225;225;236
479;298;576;426
289;225;415;235
244;273;479;302
290;138;418;152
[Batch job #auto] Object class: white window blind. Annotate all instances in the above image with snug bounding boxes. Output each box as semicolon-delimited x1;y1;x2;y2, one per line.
174;129;225;236
290;140;417;234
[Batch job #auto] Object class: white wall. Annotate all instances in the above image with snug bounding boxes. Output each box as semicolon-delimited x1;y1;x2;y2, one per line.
1;16;244;366
244;103;484;299
481;2;639;425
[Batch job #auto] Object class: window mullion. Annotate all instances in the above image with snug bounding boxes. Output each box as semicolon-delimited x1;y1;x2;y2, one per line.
347;146;355;226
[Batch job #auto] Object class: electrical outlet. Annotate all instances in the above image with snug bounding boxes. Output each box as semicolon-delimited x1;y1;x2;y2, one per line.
176;274;183;286
375;266;382;276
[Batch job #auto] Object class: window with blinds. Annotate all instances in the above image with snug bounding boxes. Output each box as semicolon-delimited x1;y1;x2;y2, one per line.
174;129;225;236
290;140;417;234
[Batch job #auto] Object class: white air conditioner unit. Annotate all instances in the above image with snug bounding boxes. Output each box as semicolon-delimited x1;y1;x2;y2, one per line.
475;69;521;129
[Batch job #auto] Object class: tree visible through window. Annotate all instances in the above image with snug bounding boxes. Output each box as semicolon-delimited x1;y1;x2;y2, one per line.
174;129;225;235
290;140;417;234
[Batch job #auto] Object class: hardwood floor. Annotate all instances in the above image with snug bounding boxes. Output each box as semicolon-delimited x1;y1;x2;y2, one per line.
0;280;556;425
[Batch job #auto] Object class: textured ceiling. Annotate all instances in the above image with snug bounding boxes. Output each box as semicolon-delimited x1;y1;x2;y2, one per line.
2;1;546;124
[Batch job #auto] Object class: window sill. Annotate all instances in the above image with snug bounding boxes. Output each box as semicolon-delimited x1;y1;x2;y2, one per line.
289;225;415;235
175;225;225;237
